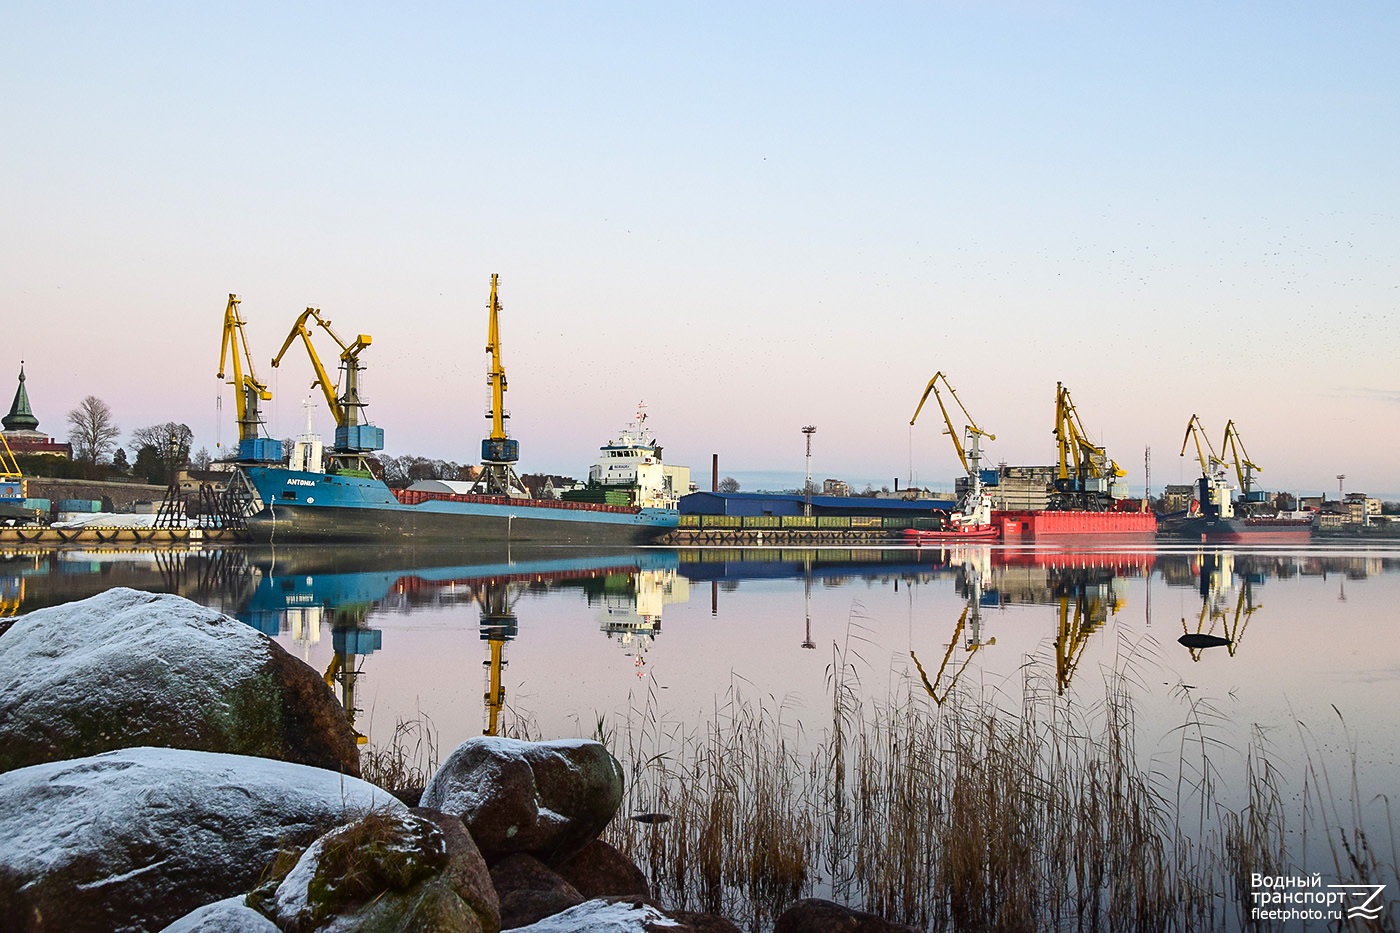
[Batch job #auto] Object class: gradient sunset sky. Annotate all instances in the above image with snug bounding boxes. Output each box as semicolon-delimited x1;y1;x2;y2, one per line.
4;2;1397;496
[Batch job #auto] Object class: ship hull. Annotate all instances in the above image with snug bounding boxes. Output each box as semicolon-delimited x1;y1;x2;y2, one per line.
996;509;1158;541
1183;516;1315;544
902;525;1000;543
240;467;677;545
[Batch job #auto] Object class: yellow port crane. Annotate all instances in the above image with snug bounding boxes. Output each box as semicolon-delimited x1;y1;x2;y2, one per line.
910;561;994;705
910;372;995;476
1051;382;1126;511
473;274;527;497
1179;414;1233;520
910;371;996;526
1219;419;1263;502
1;433;21;481
217;294;279;462
270;307;384;460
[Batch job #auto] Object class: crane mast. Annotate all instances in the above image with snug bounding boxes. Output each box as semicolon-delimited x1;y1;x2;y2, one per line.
474;274;527;497
216;294;280;463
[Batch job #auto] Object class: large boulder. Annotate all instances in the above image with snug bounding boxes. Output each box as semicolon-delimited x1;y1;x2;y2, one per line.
421;737;624;865
489;853;584;929
774;898;922;933
0;587;361;775
268;808;501;933
554;839;651;900
0;747;404;933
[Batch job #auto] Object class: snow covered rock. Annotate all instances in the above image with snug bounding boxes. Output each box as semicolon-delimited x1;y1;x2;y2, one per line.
421;737;624;865
502;898;680;932
158;897;280;932
500;897;742;932
0;587;360;775
0;746;404;933
268;807;500;933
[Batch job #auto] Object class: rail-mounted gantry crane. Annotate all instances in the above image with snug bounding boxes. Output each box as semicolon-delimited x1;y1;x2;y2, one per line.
909;372;996;528
1050;382;1127;511
217;294;281;463
472;274;528;497
270;307;384;475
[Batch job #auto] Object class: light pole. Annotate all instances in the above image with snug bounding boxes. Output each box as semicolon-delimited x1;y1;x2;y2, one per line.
802;425;816;517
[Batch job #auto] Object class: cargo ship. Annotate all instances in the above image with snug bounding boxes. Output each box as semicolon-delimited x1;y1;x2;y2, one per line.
1169;417;1315;544
236;465;678;544
1163;478;1315;544
228;275;679;545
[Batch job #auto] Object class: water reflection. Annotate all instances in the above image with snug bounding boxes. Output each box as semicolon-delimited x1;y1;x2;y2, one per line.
4;543;1400;745
1177;551;1258;659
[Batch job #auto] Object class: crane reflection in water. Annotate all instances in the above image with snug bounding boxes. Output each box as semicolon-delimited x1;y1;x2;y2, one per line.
1177;550;1259;659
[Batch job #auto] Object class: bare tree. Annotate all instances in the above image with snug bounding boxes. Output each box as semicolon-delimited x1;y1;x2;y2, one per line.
130;422;194;458
67;396;120;464
718;476;741;493
129;422;194;485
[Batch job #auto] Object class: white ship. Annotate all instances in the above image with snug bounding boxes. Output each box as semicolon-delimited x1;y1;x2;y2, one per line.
586;403;683;510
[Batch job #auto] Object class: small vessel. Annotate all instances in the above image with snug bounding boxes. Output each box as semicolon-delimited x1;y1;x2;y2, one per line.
901;491;1001;543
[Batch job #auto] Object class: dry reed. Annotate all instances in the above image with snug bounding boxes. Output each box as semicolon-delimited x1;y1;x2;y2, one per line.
601;614;1396;932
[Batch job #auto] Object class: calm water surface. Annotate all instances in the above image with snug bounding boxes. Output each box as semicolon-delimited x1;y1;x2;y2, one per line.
6;541;1399;811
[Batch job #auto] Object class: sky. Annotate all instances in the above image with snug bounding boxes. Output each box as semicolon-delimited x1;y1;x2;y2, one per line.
3;2;1397;498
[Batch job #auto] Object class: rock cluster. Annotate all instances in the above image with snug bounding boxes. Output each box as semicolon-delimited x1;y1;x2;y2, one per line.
0;587;908;932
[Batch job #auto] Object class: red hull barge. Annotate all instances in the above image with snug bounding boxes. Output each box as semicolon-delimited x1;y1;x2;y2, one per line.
996;509;1158;540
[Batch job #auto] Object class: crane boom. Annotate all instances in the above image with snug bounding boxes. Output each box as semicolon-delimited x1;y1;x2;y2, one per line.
0;432;21;481
1179;414;1234;520
909;372;995;475
1179;414;1222;477
473;274;527;497
269;307;382;454
272;309;344;426
1219;419;1262;497
485;274;509;444
216;294;279;462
